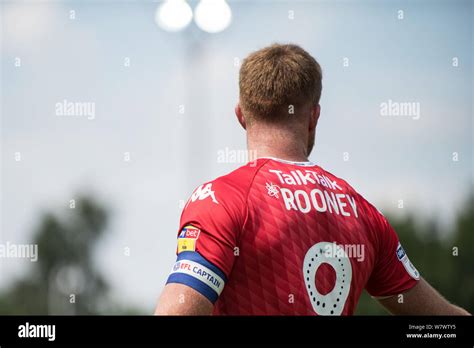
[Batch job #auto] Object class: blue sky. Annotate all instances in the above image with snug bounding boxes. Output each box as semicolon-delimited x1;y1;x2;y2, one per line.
1;0;472;311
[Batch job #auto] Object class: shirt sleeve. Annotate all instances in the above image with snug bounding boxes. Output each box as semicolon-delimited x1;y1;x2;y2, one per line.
365;213;420;298
165;178;246;304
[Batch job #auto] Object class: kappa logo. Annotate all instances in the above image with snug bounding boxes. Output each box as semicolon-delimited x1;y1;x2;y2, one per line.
190;183;219;204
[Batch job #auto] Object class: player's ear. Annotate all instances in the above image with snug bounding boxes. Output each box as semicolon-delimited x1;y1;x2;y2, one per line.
235;103;246;130
309;104;320;130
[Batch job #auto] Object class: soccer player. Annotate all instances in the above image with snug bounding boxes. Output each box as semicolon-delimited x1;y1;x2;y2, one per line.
155;44;470;316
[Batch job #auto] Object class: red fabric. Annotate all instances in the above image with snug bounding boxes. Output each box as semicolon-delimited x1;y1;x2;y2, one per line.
178;158;419;315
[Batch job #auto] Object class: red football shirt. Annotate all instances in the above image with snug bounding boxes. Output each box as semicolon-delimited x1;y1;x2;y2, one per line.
166;157;420;315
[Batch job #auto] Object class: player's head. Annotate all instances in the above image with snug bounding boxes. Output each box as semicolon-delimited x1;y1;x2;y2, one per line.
235;43;322;156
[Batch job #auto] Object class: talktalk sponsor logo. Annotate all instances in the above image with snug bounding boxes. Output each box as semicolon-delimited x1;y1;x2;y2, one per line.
269;169;342;190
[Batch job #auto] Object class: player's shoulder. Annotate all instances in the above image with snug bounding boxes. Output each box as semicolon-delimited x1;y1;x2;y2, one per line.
215;158;269;187
190;159;270;206
313;164;359;194
315;164;385;219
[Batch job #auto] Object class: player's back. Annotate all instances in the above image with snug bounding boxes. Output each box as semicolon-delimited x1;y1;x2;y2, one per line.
168;157;419;315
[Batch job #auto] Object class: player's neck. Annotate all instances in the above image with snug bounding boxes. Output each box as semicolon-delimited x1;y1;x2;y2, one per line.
246;125;310;163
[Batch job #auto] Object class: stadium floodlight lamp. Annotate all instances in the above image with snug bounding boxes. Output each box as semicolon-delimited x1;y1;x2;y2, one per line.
194;0;232;33
155;0;193;32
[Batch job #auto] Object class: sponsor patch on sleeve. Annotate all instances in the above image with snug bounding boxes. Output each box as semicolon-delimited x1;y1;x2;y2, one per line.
177;225;201;253
166;251;227;303
396;243;420;280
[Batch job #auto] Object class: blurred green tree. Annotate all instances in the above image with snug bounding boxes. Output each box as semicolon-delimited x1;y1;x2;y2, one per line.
450;193;474;312
0;195;140;315
356;193;474;315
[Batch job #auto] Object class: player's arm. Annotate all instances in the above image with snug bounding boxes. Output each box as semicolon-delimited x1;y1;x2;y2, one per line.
365;207;470;316
155;283;213;315
377;278;470;315
155;179;245;315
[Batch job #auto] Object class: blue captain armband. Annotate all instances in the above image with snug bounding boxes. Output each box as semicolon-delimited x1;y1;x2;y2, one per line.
166;251;227;304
